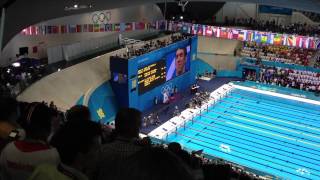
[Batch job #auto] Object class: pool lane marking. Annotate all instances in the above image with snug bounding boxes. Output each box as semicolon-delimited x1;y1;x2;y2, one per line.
210;109;320;141
187;126;320;173
228;93;320;117
214;102;320;132
237;109;320;132
192;118;320;160
201;113;320;148
219;97;320;123
226;121;320;148
194;116;319;156
216;99;320;128
174;131;316;180
232;84;320;106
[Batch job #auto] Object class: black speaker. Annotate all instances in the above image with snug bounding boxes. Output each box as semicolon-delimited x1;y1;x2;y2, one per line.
19;47;29;56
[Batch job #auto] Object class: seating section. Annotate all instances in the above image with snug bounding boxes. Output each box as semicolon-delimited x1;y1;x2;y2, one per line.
241;42;316;66
244;67;320;92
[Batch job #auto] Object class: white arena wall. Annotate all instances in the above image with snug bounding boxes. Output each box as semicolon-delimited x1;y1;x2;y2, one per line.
0;4;163;66
17;34;177;111
197;36;240;71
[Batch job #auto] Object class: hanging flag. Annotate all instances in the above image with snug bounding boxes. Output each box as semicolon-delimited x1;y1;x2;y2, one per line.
47;26;52;34
282;34;288;46
132;22;136;30
150;21;156;29
60;25;67;34
309;38;316;49
220;28;228;39
197;25;203;36
246;31;254;42
191;24;197;35
52;26;59;34
273;34;282;46
76;25;82;33
168;21;173;31
88;24;94;32
99;24;105;32
227;29;233;39
287;35;296;47
135;22;145;30
38;25;45;35
105;24;112;31
302;37;309;49
83;24;88;32
158;20;166;30
238;30;246;41
213;27;220;38
113;23;121;31
94;24;100;32
30;26;37;35
125;23;133;31
205;26;213;37
232;29;239;40
315;38;320;49
261;33;268;44
296;36;302;48
69;25;77;33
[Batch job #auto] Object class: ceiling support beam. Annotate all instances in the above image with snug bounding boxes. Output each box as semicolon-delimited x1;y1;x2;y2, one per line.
0;7;6;55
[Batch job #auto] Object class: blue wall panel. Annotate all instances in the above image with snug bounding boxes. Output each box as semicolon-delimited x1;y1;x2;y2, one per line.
76;95;84;105
242;57;320;73
87;82;119;123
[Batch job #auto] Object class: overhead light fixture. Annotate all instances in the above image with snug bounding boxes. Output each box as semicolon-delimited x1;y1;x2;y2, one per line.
64;4;90;11
177;0;189;12
180;16;183;20
12;62;21;67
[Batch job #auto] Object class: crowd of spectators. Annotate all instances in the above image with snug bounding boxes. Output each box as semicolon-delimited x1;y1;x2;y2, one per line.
245;67;320;92
212;17;320;37
241;42;316;66
300;11;320;23
0;59;47;97
114;33;193;59
314;53;320;68
0;95;266;180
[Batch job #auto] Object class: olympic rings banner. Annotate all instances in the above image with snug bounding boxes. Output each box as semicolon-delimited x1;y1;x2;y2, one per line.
91;11;112;24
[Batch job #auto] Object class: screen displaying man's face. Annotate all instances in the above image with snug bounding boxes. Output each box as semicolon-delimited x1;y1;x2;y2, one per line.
175;48;186;76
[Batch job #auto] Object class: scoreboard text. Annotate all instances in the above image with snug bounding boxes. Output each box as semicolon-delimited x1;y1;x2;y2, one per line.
138;60;166;94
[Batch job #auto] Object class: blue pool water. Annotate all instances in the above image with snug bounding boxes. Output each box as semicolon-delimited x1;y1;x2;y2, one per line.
166;88;320;180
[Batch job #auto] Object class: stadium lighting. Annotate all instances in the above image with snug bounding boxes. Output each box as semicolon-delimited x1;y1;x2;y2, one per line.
12;62;20;67
65;3;89;11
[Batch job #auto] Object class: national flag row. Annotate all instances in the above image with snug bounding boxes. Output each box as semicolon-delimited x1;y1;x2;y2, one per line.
167;21;320;50
21;21;167;35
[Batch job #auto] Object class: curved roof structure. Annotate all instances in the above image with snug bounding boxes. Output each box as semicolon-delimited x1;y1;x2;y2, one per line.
1;0;320;47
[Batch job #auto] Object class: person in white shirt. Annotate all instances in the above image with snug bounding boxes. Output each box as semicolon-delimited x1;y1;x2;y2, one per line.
0;102;60;180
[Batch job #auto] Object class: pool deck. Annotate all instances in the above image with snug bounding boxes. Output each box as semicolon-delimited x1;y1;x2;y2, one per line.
140;77;242;134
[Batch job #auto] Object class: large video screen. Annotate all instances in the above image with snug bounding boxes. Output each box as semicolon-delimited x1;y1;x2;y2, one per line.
138;60;166;95
166;45;191;81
